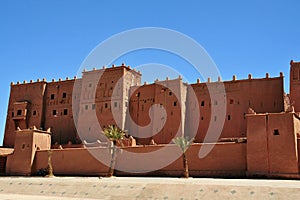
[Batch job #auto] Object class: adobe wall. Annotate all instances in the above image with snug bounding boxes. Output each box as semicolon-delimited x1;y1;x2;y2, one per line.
247;112;299;178
116;143;246;177
290;60;300;112
188;76;284;142
77;66;141;143
6;129;50;175
32;148;110;176
31;143;246;177
126;78;187;145
44;79;79;145
4;81;47;147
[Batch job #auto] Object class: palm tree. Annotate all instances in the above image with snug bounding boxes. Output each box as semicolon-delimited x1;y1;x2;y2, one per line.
172;136;194;178
102;125;126;177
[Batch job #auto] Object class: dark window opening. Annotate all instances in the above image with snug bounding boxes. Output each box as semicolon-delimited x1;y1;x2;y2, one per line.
105;103;108;108
273;129;280;136
201;116;204;120
52;110;57;116
64;109;68;115
33;110;37;116
50;94;55;100
17;110;22;116
214;116;217;121
85;105;88;110
228;115;231;120
137;92;140;97
62;92;67;98
201;101;205;106
12;112;14;117
92;104;96;110
169;91;172;96
89;83;92;87
230;99;234;104
114;102;117;108
174;101;177;106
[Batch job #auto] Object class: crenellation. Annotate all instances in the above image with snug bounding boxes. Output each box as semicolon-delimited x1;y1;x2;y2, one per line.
266;73;269;78
233;75;237;81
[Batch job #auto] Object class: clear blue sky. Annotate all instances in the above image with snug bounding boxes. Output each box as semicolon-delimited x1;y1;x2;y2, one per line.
0;0;300;144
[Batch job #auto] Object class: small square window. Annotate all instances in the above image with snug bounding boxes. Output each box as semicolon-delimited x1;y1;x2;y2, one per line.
230;99;234;104
33;110;37;116
17;110;22;116
273;129;280;136
201;101;205;106
52;110;57;116
169;91;172;96
64;109;68;115
50;94;55;100
62;92;67;98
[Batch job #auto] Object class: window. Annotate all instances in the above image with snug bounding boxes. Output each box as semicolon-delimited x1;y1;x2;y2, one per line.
92;104;96;110
273;129;280;136
201;101;205;106
214;100;218;105
52;110;57;116
201;116;204;120
114;102;118;108
89;83;92;87
64;109;68;115
85;105;88;110
174;101;177;106
33;110;37;116
62;92;67;98
17;110;22;116
169;91;172;96
50;94;55;100
214;116;217;121
229;99;234;104
105;103;108;108
12;112;14;117
228;115;231;120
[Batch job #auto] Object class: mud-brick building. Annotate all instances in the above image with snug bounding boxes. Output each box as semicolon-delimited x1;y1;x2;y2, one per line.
1;60;300;178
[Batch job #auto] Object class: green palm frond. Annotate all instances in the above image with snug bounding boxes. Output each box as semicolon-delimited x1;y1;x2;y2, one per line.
102;125;127;142
172;136;194;153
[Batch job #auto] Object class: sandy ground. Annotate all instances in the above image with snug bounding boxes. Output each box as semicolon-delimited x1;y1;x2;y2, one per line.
0;176;299;199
